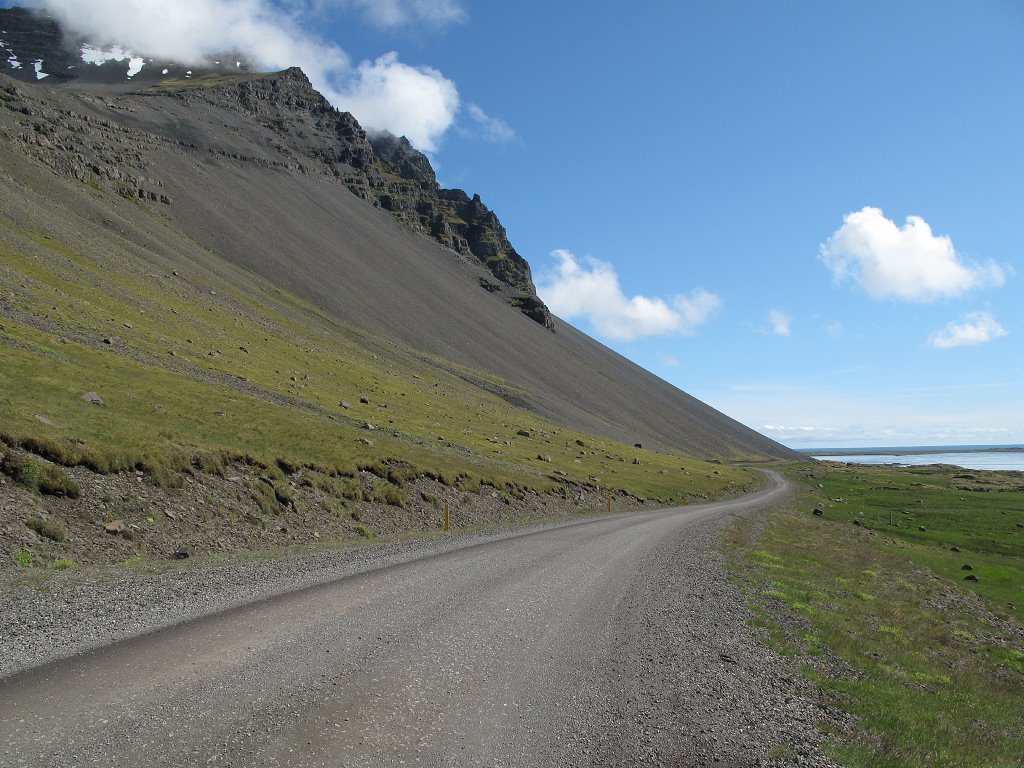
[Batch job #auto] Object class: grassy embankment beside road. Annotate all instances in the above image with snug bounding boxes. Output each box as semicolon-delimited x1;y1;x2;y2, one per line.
0;214;754;523
729;461;1024;767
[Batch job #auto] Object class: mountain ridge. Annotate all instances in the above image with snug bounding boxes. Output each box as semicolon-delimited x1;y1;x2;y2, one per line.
0;6;800;464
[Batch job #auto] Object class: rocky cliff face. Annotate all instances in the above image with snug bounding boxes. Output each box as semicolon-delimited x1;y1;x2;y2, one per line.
0;7;554;329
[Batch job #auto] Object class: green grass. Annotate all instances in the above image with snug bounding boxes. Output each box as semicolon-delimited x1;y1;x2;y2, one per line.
0;215;756;504
0;451;80;497
728;462;1024;767
25;516;67;542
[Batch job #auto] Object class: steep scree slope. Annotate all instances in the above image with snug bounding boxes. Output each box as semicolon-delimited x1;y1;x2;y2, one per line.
0;20;798;460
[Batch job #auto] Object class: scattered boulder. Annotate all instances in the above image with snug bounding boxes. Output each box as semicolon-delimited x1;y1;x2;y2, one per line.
918;526;927;532
82;391;105;406
363;422;376;430
632;458;641;465
104;519;126;534
964;574;979;582
961;564;973;571
339;400;350;409
358;437;373;446
634;443;642;449
359;396;370;404
852;519;863;527
950;546;962;552
516;429;531;437
537;454;552;462
170;549;190;560
812;507;824;517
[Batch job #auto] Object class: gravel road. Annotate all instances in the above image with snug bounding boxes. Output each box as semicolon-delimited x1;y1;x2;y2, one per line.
0;471;844;767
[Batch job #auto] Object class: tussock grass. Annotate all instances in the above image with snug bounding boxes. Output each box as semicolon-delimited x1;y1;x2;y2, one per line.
0;450;80;498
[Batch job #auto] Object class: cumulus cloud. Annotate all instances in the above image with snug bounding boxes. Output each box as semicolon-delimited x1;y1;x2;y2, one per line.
537;250;720;341
337;52;459;152
819;207;1005;301
766;310;791;336
32;0;461;153
928;311;1008;349
466;103;516;143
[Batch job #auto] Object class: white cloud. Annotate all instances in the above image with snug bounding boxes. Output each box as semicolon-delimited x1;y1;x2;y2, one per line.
333;0;466;28
466;103;516;143
34;0;461;153
537;249;720;341
766;310;791;336
700;381;1024;447
660;355;681;367
819;207;1005;301
337;52;459;152
823;321;844;339
928;311;1008;349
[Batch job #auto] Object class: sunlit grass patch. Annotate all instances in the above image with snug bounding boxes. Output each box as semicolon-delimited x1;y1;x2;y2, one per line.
728;462;1024;767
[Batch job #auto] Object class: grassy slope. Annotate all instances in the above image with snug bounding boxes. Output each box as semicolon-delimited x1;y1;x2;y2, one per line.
0;172;753;506
728;462;1024;767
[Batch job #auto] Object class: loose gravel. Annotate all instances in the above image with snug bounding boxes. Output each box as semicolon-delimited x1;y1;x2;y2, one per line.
1;477;851;767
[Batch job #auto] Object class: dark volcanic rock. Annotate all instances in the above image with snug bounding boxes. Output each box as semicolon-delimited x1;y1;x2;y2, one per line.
365;134;554;329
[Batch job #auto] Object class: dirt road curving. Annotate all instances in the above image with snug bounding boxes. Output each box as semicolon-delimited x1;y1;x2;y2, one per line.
1;471;843;767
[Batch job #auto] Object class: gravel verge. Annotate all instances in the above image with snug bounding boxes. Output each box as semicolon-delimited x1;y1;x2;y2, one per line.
551;500;851;767
0;513;619;680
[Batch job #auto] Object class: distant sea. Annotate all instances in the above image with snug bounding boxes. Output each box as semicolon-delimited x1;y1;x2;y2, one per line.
802;445;1024;472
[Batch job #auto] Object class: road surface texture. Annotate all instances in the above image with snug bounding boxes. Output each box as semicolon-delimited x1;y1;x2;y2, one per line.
1;471;844;767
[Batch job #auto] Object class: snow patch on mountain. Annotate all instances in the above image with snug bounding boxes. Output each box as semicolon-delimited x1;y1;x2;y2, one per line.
80;43;146;78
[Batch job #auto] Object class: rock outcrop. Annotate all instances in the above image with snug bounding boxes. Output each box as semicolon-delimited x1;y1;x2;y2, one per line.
0;7;554;328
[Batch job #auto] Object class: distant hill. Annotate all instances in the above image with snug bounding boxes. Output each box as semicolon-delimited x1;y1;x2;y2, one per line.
0;6;800;465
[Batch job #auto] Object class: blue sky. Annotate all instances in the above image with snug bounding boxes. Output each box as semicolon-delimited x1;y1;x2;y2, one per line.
14;0;1024;448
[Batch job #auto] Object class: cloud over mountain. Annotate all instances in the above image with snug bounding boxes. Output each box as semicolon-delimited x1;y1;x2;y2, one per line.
538;250;720;341
819;207;1005;301
30;0;462;152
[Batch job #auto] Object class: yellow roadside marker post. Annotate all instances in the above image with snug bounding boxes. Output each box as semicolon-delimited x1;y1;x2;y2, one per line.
608;498;612;514
444;500;450;532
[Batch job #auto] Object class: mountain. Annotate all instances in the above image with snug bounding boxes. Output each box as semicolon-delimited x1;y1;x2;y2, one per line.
0;7;799;481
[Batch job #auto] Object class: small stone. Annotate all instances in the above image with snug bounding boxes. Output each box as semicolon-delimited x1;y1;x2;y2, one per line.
964;574;979;582
516;429;531;437
104;519;126;534
363;422;376;430
358;438;374;446
359;396;370;404
123;322;133;329
961;564;973;571
812;508;824;517
950;546;962;552
852;519;863;526
170;549;190;559
537;454;552;462
102;337;114;345
339;401;350;409
918;526;927;532
82;391;105;406
632;458;641;465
